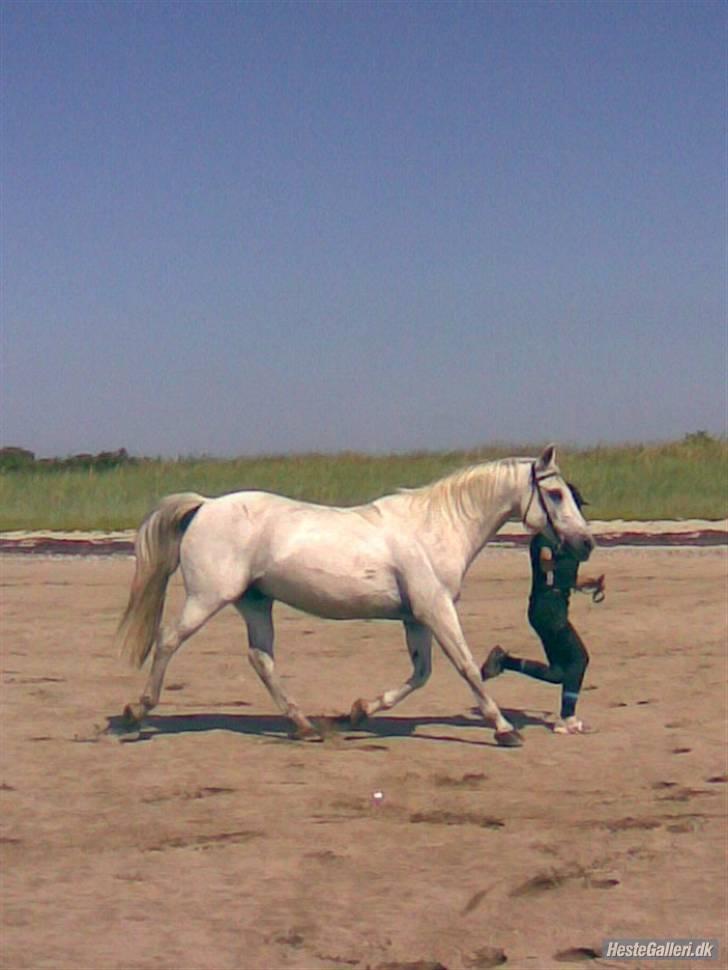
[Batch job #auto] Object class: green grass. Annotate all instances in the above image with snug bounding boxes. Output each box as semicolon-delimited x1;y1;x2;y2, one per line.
0;438;726;531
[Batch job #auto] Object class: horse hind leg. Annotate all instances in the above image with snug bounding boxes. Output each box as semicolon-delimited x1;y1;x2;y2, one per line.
123;594;223;726
235;591;318;740
350;620;432;725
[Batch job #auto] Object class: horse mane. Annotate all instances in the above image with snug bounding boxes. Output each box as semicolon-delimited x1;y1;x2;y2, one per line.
398;457;532;523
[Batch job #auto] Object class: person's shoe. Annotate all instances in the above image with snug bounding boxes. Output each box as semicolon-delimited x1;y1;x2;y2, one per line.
553;716;596;735
480;645;507;681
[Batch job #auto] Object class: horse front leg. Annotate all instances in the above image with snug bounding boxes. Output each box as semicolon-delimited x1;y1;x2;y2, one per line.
419;590;523;747
350;620;432;725
235;592;319;740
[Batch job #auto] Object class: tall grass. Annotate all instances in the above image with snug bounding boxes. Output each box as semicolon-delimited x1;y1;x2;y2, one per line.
0;439;725;531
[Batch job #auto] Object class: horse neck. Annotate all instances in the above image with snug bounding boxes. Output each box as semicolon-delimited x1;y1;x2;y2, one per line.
414;460;521;577
458;462;521;564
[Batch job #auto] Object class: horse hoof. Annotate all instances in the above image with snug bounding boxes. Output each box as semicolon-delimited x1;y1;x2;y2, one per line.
349;698;369;728
291;723;322;742
122;703;145;727
495;729;524;748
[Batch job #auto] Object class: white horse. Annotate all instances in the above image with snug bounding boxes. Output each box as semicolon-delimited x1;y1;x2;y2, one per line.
117;445;594;747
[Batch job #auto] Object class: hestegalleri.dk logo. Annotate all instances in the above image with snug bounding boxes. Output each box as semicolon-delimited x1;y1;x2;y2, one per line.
603;939;719;961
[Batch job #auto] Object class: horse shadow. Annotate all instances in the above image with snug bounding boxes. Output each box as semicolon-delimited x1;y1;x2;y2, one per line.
105;706;551;748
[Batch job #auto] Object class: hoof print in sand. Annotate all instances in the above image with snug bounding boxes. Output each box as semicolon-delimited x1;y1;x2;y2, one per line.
554;946;601;962
409;810;504;829
656;786;715;802
510;868;574;897
434;772;488;789
146;829;263;852
464;945;507;967
374;962;449;970
462;888;493;915
603;816;661;832
511;866;618;897
272;929;305;948
586;876;619;889
667;816;706;833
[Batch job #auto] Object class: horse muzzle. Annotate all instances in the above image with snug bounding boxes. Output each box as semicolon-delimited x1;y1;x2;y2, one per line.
560;532;595;562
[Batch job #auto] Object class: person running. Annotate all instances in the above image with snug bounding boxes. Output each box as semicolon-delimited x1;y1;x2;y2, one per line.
480;483;605;735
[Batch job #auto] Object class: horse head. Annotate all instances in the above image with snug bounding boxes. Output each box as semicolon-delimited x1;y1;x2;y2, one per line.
520;445;595;561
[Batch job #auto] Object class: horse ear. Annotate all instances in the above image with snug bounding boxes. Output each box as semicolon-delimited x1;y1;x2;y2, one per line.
536;443;557;471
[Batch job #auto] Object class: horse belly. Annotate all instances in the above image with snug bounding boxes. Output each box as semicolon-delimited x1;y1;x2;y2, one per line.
257;557;404;620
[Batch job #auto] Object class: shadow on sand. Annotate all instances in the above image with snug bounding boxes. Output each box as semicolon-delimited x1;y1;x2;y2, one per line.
106;707;550;747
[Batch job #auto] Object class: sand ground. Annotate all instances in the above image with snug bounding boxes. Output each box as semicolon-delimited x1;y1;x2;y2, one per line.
1;547;726;970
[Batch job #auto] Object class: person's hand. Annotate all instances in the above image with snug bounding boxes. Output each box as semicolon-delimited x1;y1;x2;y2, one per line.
592;574;606;603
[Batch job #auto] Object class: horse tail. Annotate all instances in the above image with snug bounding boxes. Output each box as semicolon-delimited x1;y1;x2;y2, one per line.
116;492;206;668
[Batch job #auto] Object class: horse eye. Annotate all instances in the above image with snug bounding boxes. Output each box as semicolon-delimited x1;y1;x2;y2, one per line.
546;490;563;504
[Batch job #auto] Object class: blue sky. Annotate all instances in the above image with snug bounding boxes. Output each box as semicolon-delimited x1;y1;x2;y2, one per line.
2;0;725;457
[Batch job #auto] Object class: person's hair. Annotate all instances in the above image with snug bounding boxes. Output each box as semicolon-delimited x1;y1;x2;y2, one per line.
567;482;588;508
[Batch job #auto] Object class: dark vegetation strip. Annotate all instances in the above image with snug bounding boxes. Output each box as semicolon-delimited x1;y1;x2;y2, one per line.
1;434;725;530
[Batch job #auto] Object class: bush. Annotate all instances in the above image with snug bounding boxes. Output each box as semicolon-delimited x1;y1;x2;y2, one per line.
0;447;35;471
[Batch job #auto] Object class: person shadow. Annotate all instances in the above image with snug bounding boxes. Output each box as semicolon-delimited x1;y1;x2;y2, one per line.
105;706;551;747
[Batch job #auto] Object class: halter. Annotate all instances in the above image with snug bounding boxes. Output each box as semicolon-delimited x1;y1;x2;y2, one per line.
522;463;561;545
